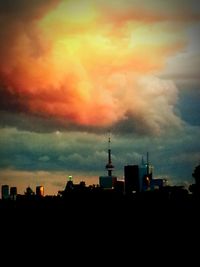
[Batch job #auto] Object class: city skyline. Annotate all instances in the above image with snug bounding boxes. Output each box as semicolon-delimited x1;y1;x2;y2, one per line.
0;0;200;195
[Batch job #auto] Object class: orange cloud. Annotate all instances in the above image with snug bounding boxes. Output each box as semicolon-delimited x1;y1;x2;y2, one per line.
0;0;198;133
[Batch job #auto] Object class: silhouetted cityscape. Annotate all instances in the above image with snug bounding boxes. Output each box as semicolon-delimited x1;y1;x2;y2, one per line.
1;142;199;264
1;139;200;212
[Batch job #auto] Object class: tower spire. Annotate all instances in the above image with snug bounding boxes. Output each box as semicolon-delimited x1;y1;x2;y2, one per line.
141;155;144;165
146;152;150;176
105;133;114;176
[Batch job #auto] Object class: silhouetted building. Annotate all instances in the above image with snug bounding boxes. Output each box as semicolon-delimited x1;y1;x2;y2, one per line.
10;187;17;201
64;175;74;192
25;186;35;197
36;186;44;197
124;153;156;194
151;178;167;190
99;176;117;189
1;185;9;200
79;181;86;188
124;165;139;194
99;136;117;189
139;153;153;191
114;180;124;193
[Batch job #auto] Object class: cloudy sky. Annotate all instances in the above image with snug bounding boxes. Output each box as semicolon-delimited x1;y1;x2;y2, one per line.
0;0;200;196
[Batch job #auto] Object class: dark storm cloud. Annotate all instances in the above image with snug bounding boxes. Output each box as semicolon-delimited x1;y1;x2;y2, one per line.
0;111;67;133
112;111;171;136
0;87;26;113
0;126;199;186
0;110;107;134
0;0;60;61
0;108;182;136
0;0;60;16
0;128;107;172
178;86;200;126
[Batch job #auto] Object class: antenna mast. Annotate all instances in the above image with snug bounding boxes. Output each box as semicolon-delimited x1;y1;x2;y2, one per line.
105;133;114;176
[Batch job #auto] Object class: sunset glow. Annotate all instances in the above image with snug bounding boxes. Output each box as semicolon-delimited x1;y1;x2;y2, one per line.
0;0;200;195
0;0;192;131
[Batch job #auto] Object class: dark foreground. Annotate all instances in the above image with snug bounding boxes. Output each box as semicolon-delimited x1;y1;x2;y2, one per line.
1;190;200;224
1;191;199;264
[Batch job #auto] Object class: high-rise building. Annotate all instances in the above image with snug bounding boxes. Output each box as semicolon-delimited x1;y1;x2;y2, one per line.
25;186;34;196
124;165;140;194
99;176;117;189
36;186;44;197
10;187;17;200
124;153;154;194
1;185;9;200
139;153;153;191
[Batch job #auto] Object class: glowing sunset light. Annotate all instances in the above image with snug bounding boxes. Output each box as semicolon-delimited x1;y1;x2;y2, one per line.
0;0;200;196
0;0;192;131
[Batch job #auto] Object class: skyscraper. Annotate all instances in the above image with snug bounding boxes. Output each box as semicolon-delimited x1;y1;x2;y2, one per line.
139;152;153;191
124;165;140;194
36;186;44;197
10;187;17;201
124;153;154;194
1;185;9;200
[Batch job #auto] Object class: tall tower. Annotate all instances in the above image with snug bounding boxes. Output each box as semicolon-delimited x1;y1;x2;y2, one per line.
139;152;153;191
105;136;114;177
99;134;117;188
146;151;149;176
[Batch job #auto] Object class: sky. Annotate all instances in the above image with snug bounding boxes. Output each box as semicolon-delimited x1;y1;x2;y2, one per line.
0;0;200;196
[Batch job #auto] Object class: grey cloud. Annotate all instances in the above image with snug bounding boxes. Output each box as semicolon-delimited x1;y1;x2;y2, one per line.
39;155;50;162
0;126;199;186
0;72;184;137
177;85;200;126
0;110;175;136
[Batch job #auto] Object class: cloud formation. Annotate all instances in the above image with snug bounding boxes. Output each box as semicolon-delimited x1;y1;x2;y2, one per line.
0;126;199;195
0;0;200;195
1;0;198;134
